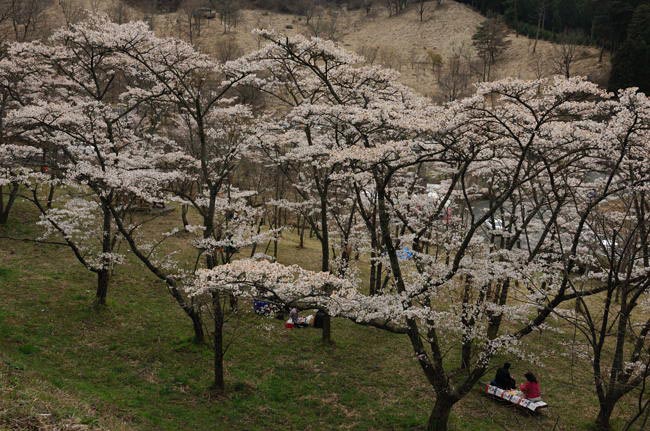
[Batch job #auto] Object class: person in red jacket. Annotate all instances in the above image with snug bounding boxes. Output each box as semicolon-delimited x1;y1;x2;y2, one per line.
520;372;542;401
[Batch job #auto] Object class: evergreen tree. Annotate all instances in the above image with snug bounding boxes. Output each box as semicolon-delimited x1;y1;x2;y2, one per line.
472;16;511;80
609;4;650;93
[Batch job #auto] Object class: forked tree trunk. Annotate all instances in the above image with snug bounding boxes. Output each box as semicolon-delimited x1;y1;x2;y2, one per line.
427;395;456;431
596;401;614;431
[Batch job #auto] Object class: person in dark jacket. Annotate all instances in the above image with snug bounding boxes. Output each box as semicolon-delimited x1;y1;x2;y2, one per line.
492;362;516;390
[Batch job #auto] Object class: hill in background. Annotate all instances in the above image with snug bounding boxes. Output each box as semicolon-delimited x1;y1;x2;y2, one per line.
37;0;610;99
162;1;610;98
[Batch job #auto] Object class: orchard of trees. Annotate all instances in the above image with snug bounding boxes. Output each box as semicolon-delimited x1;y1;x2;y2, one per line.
1;7;650;431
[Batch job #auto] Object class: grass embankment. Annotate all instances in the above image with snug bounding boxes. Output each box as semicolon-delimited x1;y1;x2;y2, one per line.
0;200;641;430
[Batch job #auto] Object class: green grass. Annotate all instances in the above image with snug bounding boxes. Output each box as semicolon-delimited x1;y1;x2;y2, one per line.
0;199;644;430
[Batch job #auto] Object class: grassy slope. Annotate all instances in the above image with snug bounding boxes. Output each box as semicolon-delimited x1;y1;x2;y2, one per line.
1;200;644;431
39;1;609;98
157;1;610;97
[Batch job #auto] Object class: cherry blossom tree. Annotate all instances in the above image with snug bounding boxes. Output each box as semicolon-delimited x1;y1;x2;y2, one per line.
2;16;189;311
195;34;624;429
77;16;272;390
3;14;649;427
0;37;53;225
2;16;264;361
553;88;650;431
6;14;270;390
0;54;25;225
239;30;434;341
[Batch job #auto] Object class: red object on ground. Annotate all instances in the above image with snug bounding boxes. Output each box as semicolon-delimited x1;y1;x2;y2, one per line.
284;321;294;329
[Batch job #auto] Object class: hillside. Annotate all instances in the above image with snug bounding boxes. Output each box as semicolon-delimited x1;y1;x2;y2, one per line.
147;1;611;97
35;0;610;98
1;3;636;431
0;200;636;431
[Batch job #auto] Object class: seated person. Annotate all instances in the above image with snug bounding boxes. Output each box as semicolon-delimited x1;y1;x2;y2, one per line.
520;372;542;402
289;307;299;324
289;308;311;327
492;362;516;390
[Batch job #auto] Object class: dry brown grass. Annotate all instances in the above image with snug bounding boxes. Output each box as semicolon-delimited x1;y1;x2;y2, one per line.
6;1;609;99
150;1;609;97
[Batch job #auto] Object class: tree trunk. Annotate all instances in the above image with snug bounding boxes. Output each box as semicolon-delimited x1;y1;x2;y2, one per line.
204;187;226;390
181;204;190;231
106;201;206;343
299;216;306;248
189;307;205;344
96;269;109;306
95;202;112;305
46;184;56;210
369;252;377;295
319;189;332;343
427;396;455;431
513;0;518;37
596;401;614;431
0;183;19;225
533;2;545;53
321;313;331;343
599;45;605;63
212;292;225;392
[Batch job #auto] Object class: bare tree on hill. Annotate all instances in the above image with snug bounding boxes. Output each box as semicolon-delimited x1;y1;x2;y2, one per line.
179;0;205;43
307;8;339;40
551;30;581;78
8;0;49;41
436;42;476;102
215;35;243;62
213;0;240;33
532;0;546;53
110;1;131;24
59;0;86;26
385;0;407;16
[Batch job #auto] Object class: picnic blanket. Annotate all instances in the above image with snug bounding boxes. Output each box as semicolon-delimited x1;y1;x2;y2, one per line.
285;315;314;328
485;385;548;412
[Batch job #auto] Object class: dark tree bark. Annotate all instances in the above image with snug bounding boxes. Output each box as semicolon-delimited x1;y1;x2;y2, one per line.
96;269;109;306
596;401;615;431
298;215;306;248
0;183;19;225
109;205;206;343
95;201;113;306
319;187;332;343
427;396;456;431
212;291;225;392
46;184;56;210
181;203;190;231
